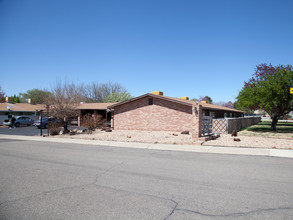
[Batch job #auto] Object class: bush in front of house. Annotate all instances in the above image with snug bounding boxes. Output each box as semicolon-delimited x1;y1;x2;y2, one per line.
48;122;62;136
82;113;105;131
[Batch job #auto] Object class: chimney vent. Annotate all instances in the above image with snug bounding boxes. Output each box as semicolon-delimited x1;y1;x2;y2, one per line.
28;98;34;104
5;97;13;102
152;91;163;96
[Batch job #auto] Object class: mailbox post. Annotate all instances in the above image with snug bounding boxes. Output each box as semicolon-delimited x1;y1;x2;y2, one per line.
46;104;50;136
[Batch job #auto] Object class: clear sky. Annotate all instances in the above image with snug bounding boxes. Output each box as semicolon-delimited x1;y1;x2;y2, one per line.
1;0;292;102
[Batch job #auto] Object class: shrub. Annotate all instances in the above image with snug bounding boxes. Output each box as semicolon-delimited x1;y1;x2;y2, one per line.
49;122;62;136
82;114;105;130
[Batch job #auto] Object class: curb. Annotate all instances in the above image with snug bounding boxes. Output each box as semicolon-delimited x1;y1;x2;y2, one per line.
1;134;293;159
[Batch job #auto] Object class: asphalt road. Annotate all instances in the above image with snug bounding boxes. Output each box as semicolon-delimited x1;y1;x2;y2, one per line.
0;139;293;219
0;125;83;136
0;126;46;136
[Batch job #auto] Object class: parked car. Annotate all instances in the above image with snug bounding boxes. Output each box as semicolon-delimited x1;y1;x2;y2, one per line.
33;117;61;129
3;116;34;127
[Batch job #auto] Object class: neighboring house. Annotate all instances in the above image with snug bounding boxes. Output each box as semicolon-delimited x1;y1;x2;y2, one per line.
0;102;45;124
77;102;117;126
108;92;245;137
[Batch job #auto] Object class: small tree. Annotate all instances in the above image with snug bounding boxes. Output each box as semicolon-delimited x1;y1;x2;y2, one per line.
48;81;83;134
236;64;293;131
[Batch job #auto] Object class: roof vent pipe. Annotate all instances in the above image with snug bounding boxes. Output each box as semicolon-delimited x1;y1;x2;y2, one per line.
152;91;163;95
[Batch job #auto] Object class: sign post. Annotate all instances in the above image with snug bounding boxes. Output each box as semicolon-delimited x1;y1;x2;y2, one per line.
46;104;50;136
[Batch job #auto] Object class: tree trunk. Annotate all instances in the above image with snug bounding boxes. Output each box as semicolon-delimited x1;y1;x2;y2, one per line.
63;121;69;134
271;116;278;131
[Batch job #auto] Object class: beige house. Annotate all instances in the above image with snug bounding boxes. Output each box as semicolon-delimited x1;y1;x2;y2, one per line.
77;102;116;126
0;102;45;124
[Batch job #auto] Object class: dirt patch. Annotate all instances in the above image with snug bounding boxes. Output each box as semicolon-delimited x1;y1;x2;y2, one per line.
59;129;203;145
54;128;293;149
203;133;293;149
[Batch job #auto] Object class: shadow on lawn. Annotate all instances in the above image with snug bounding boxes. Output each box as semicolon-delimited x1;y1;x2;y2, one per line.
246;121;293;133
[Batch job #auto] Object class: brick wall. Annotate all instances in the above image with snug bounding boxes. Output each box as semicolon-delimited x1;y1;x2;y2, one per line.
113;97;199;135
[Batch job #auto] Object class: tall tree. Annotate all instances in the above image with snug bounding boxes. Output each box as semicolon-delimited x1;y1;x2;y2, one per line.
12;94;20;103
103;92;133;103
235;64;293;131
199;96;213;104
19;89;52;104
223;101;234;109
214;101;235;109
80;81;129;103
0;85;5;100
48;82;83;133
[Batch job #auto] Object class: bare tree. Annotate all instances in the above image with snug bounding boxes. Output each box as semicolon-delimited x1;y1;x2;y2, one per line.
0;85;5;100
80;81;128;103
48;81;83;133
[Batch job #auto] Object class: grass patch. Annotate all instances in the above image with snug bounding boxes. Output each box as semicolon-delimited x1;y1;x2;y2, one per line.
245;121;293;133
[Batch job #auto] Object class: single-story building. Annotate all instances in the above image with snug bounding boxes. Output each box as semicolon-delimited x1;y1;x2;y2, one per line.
77;102;117;126
107;92;245;137
0;102;45;124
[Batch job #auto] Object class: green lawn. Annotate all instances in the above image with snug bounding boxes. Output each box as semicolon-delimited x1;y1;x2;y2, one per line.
245;121;293;133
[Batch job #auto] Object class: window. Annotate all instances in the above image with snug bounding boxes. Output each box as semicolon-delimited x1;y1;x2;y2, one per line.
209;112;215;118
149;98;153;105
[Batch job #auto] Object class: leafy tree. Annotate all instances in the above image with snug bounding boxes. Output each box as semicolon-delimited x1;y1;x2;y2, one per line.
12;94;20;103
199;96;213;104
103;92;133;103
235;64;293;131
19;89;52;104
214;101;235;109
223;101;234;109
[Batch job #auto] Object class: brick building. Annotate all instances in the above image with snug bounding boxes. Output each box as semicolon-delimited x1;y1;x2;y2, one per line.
108;92;244;137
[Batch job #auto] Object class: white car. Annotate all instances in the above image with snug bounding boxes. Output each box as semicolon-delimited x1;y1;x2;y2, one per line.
3;116;34;127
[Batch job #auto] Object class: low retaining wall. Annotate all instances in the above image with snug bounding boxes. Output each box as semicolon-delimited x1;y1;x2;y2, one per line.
213;117;261;134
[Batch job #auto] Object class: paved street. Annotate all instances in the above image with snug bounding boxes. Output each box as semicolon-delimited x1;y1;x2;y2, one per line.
0;139;293;219
0;126;44;136
0;125;83;136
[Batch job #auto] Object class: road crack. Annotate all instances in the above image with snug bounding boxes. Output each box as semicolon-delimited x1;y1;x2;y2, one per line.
175;206;293;217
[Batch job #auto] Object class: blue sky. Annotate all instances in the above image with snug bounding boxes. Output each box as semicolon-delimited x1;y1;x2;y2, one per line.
1;0;292;102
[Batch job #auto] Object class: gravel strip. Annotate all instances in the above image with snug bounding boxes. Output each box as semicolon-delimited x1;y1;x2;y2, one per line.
60;130;203;145
203;134;293;149
56;129;293;149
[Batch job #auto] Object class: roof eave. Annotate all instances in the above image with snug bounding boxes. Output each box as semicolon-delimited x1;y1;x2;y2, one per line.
107;93;193;109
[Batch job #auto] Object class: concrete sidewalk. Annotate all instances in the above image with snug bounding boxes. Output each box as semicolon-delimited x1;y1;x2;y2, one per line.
1;134;293;159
